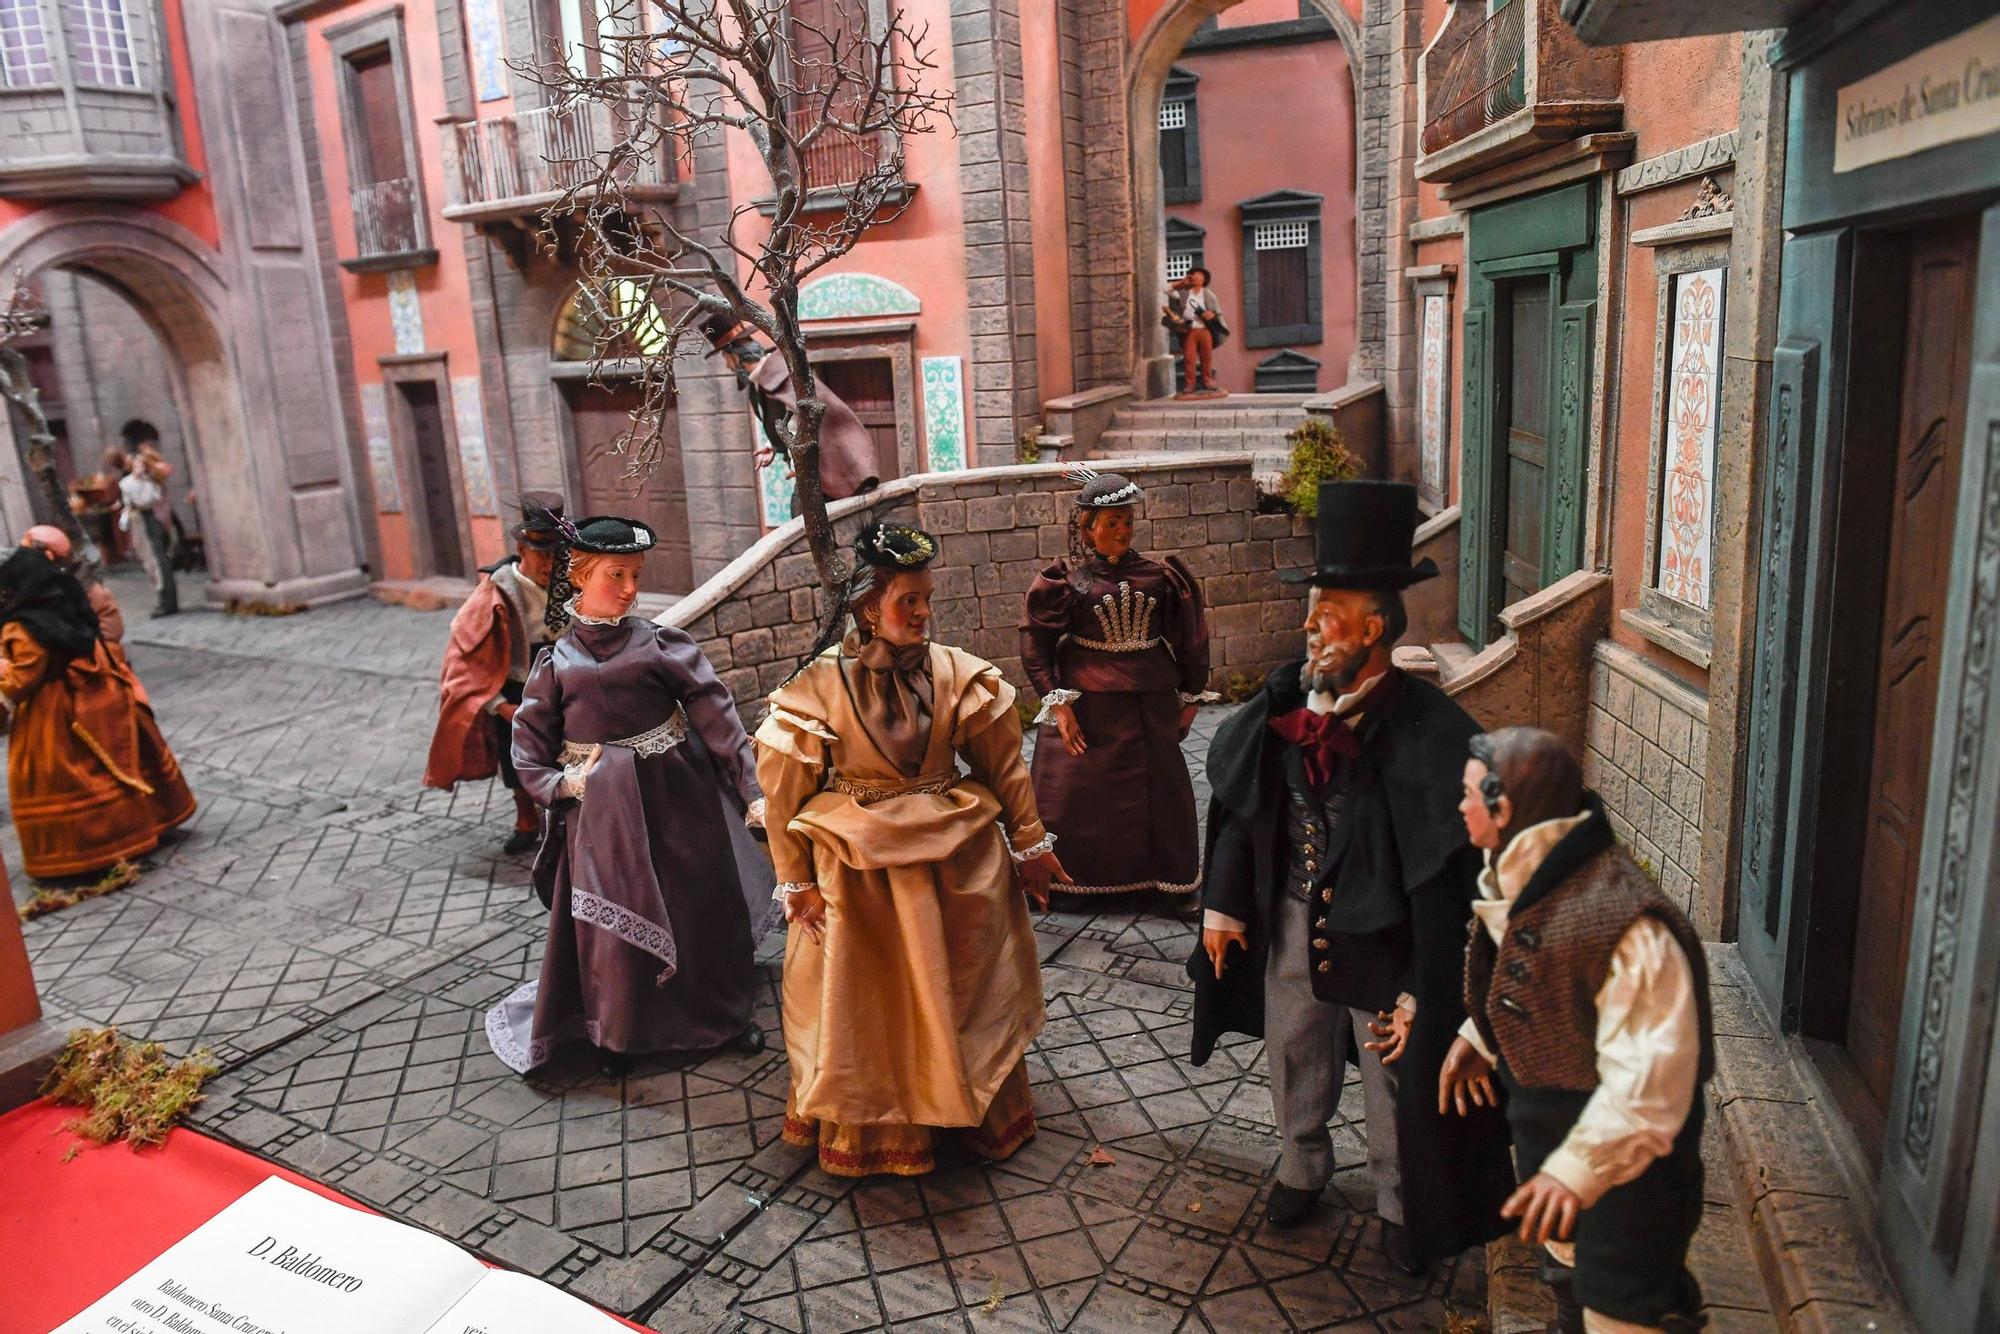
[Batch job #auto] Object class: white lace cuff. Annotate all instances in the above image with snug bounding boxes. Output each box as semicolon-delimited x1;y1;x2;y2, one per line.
772;881;816;900
558;765;590;801
1177;690;1220;705
1032;689;1082;723
1008;831;1057;863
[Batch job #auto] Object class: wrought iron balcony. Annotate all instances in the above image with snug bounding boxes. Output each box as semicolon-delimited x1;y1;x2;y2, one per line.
0;0;196;201
343;176;436;272
1417;0;1623;184
438;101;677;226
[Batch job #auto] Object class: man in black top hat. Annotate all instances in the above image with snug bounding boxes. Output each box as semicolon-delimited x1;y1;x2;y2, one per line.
698;311;881;510
424;492;566;853
1187;479;1514;1273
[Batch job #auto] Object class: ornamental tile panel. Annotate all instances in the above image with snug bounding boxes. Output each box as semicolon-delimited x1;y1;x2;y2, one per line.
1658;268;1725;609
921;355;968;472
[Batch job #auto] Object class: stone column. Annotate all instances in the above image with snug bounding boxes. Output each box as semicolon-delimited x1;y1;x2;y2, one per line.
1695;30;1787;941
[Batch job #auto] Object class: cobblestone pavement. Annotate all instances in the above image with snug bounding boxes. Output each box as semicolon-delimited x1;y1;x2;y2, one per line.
8;588;1495;1331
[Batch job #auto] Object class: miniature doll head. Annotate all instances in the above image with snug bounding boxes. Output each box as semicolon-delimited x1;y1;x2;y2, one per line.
22;525;73;568
512;492;565;588
1066;467;1143;568
550;515;654;629
847;523;939;648
1460;727;1584;853
1302;587;1405;695
1186;266;1210;290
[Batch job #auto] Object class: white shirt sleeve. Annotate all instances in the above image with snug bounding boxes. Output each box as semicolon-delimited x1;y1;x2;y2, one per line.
1538;917;1702;1207
1457;1017;1498;1065
1202;909;1248;933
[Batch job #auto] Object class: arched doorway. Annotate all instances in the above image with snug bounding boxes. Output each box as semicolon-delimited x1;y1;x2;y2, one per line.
1124;0;1375;395
0;211;262;587
549;280;694;594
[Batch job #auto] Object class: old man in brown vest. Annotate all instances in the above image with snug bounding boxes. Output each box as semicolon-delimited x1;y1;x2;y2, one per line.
1445;726;1714;1334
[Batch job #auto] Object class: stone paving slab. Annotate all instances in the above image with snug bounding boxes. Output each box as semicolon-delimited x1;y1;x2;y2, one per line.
8;596;1494;1330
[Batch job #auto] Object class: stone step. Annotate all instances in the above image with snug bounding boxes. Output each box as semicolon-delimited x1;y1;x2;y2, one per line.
1091;427;1297;455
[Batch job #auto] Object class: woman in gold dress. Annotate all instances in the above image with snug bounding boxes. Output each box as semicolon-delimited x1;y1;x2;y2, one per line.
756;523;1069;1177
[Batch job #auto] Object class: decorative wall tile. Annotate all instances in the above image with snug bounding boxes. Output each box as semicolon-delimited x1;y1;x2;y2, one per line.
361;382;401;512
450;376;500;517
920;356;966;473
387;270;426;356
754;418;794;529
1657;267;1725;609
463;0;508;102
797;272;921;321
1418;292;1450;504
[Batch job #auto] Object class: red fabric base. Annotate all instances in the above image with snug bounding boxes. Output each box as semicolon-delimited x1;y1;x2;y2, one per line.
0;1098;644;1333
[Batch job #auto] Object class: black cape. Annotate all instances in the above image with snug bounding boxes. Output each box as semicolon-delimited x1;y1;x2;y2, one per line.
0;546;99;667
1187;660;1515;1265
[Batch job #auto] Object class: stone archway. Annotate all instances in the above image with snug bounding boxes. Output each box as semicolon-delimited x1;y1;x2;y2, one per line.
0;209;263;585
1123;0;1375;395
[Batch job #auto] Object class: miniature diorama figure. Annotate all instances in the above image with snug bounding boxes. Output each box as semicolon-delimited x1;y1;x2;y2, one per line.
1021;467;1214;906
700;311;881;508
0;544;195;879
1189;479;1513;1273
1446;726;1714;1333
21;525;126;658
116;426;178;617
1162;266;1227;398
485;515;773;1078
757;523;1068;1176
424;494;567;854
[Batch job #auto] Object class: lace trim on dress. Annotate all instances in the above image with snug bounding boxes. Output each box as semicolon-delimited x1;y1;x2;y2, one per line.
564;598;629;627
772;881;817;900
1177;690;1221;705
1032;688;1082;723
558;707;689;770
485;980;600;1074
572;887;679;981
1008;831;1058;862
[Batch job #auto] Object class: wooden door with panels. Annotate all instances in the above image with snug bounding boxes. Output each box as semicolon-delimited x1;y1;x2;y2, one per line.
562;379;693;594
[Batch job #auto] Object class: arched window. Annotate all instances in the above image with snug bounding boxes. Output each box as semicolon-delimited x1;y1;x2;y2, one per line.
552;279;671;361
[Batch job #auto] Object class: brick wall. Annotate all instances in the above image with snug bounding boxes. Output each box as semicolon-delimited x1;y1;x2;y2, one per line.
663;453;1313;717
1584;641;1711;919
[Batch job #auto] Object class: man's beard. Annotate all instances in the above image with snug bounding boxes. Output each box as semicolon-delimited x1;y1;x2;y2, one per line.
1301;636;1372;696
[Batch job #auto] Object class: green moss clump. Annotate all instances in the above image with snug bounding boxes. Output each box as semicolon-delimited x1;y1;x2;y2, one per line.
1281;419;1363;517
42;1027;219;1150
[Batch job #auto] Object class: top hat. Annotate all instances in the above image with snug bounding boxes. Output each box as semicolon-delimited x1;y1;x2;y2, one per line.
1280;480;1439;589
512;492;568;548
699;310;756;358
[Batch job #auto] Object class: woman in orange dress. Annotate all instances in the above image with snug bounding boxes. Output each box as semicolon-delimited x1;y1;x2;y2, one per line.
756;523;1070;1176
0;546;194;879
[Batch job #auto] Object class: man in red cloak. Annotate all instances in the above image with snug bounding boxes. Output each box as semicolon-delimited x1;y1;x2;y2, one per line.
423;493;565;852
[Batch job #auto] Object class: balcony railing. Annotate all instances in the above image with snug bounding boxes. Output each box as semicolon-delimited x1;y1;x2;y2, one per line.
1414;0;1623;184
1421;1;1525;155
347;177;430;268
786;104;885;192
440;101;676;225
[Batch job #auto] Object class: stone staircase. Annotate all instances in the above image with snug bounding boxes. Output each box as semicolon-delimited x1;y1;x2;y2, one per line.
1087;391;1313;459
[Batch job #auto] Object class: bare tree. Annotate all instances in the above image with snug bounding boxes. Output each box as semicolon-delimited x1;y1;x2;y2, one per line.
518;0;951;602
0;272;98;568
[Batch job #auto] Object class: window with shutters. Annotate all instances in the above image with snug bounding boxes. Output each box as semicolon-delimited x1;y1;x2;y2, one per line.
1160;65;1200;204
1238;190;1322;349
1164;217;1205;286
328;11;433;268
0;0;55;87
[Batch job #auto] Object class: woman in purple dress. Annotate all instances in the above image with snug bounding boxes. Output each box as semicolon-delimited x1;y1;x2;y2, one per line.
1021;468;1215;908
486;515;774;1077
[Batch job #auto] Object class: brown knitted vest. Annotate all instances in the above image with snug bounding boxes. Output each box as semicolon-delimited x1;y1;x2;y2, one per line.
1464;830;1715;1092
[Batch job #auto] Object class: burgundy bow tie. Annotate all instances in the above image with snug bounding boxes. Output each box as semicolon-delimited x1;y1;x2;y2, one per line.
1270;707;1361;790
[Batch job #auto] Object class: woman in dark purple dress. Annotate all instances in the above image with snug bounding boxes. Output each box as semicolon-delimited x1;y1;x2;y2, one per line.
1020;469;1214;907
486;514;774;1077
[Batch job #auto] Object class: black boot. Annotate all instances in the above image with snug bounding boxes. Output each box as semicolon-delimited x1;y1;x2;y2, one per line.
1265;1181;1322;1228
502;828;539;854
1380;1221;1424;1276
730;1024;766;1054
595;1046;631;1078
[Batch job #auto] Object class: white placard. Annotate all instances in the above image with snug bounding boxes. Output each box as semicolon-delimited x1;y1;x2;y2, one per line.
1833;13;2000;173
53;1177;625;1334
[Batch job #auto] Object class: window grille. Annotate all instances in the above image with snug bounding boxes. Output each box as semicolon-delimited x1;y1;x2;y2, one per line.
0;0;55;87
64;0;137;87
1253;219;1309;251
1158;100;1187;131
1165;251;1194;281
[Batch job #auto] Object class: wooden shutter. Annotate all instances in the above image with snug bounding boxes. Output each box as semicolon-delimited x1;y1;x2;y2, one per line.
349;49;406;185
1259;246;1309;333
1458;303;1494;644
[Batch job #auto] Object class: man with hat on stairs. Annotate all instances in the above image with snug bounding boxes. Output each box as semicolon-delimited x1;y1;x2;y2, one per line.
1187;479;1514;1274
424;492;566;853
700;311;881;511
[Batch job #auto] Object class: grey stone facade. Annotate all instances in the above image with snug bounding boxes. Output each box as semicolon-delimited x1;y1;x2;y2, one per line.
1583;642;1709;918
